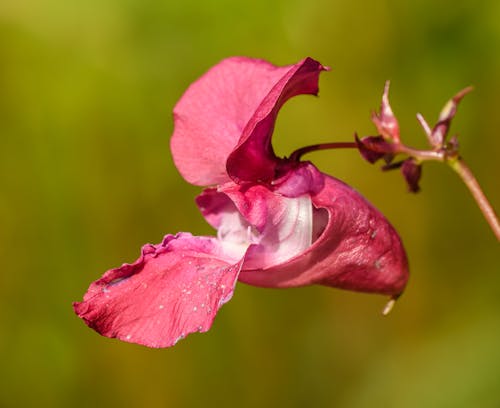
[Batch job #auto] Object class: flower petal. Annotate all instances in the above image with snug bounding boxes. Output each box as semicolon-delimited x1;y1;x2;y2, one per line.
227;58;328;183
73;233;244;348
197;182;314;270
171;57;327;186
238;170;409;296
244;193;313;269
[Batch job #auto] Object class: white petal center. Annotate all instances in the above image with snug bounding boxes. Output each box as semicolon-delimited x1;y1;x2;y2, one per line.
217;195;313;269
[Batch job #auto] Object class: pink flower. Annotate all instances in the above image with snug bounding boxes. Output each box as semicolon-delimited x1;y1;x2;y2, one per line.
74;57;409;348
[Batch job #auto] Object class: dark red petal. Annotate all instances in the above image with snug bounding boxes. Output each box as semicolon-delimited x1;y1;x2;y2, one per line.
171;57;326;186
238;170;409;296
227;58;327;183
171;57;290;186
73;233;243;348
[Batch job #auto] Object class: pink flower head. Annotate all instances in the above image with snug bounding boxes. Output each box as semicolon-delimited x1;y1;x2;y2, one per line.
74;57;409;348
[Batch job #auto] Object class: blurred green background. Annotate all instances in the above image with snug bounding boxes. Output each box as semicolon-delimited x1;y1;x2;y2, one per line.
1;0;499;407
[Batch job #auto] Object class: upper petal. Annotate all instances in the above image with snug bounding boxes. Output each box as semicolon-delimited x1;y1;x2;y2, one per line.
227;58;328;183
238;170;409;297
170;57;327;186
73;233;244;348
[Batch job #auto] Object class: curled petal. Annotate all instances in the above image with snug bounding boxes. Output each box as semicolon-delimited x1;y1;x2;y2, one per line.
226;57;328;183
238;170;409;296
272;162;325;197
171;57;292;186
73;233;244;348
171;57;327;186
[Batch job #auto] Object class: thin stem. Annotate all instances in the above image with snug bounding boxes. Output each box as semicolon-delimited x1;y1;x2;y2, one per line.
289;142;358;162
397;145;445;162
449;158;500;241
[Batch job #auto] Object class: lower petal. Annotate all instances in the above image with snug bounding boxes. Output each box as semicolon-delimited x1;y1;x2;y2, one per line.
238;174;409;296
73;233;244;348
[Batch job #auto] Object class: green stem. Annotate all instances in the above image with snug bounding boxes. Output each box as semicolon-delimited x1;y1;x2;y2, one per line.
398;145;444;162
396;143;499;241
449;158;500;241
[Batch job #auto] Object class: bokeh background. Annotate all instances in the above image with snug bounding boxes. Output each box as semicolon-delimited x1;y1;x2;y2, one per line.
1;0;500;407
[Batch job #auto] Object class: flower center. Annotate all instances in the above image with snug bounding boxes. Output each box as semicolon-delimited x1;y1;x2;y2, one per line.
217;195;320;270
217;209;260;260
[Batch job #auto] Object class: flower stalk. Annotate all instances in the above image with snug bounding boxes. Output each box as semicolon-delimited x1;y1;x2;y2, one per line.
298;81;500;242
450;158;500;241
288;142;358;162
291;138;500;241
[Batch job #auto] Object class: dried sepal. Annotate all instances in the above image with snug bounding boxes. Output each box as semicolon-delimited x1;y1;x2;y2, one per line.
371;81;400;143
427;86;473;148
355;134;395;164
401;158;422;193
446;135;460;155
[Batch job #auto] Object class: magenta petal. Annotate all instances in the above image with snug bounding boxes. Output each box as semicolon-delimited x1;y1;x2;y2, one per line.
171;57;325;186
227;58;328;183
196;187;235;230
273;163;325;197
238;172;409;296
73;233;243;348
